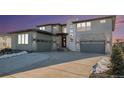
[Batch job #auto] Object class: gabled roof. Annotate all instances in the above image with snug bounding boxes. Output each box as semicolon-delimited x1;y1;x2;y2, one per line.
73;16;116;31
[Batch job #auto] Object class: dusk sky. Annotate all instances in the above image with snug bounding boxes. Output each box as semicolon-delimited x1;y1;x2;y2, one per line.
0;15;124;42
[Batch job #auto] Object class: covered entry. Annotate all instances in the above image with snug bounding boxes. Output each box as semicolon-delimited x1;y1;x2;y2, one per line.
80;41;105;54
56;33;68;48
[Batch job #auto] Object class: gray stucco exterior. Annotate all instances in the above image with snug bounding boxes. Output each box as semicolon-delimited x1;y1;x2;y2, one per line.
0;16;115;54
36;32;52;51
66;17;115;55
11;32;35;51
11;31;53;51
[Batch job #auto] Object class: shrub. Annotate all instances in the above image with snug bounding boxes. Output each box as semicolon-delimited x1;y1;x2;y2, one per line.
0;48;12;54
111;43;124;75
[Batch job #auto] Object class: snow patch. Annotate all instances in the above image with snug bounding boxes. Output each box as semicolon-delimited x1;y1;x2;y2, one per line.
0;51;28;59
92;57;111;74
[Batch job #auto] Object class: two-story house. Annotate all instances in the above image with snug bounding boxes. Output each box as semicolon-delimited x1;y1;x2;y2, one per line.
0;16;116;55
66;16;116;55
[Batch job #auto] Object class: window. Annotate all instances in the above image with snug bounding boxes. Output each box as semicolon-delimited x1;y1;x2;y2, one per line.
81;23;86;28
18;34;29;44
53;26;57;29
77;22;91;31
63;27;67;33
100;19;106;23
21;34;25;44
70;27;74;33
18;35;21;44
69;27;74;37
53;26;58;33
25;34;28;44
39;27;42;30
39;26;45;30
70;28;74;33
77;23;81;28
86;22;91;30
86;22;91;27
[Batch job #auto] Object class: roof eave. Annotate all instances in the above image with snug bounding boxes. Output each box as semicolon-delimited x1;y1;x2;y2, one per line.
37;23;62;27
8;29;53;35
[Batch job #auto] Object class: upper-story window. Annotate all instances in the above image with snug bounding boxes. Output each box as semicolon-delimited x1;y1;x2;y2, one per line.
39;26;45;30
77;23;81;28
70;28;74;33
100;19;106;23
86;22;91;27
63;27;67;33
77;22;91;31
53;26;58;32
86;22;91;30
53;26;57;29
81;23;86;28
18;34;29;44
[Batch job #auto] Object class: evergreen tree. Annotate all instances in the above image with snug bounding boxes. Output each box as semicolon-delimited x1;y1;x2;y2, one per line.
111;43;124;75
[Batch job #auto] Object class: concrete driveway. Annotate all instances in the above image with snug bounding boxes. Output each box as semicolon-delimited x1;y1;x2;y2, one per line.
0;53;49;75
0;52;104;77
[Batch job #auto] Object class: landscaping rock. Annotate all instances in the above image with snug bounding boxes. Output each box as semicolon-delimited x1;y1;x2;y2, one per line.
92;57;111;74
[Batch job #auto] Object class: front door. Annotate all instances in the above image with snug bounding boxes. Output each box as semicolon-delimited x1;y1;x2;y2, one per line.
62;35;66;47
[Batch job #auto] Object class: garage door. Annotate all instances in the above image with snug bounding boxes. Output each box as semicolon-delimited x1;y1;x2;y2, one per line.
80;41;105;54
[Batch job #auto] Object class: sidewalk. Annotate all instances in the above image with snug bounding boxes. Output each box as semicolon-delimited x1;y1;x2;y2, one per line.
4;56;103;78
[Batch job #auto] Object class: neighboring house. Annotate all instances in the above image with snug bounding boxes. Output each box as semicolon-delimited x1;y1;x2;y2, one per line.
0;16;116;54
0;35;11;50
